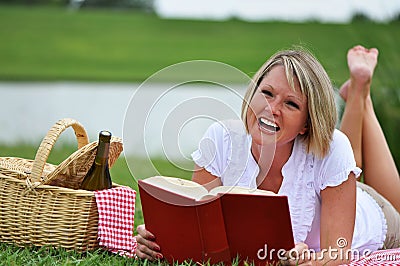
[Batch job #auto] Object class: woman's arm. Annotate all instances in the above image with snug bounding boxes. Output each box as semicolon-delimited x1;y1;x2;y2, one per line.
192;164;222;191
282;173;356;266
318;173;356;265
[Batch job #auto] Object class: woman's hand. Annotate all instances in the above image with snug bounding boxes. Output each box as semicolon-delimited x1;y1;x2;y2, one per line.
135;224;163;261
280;240;354;266
280;242;313;265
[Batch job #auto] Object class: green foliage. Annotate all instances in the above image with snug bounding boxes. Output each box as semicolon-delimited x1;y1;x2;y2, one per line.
81;0;154;10
0;242;274;265
0;5;399;87
393;13;400;22
0;242;139;265
371;87;400;169
0;0;154;10
351;12;372;23
0;0;66;5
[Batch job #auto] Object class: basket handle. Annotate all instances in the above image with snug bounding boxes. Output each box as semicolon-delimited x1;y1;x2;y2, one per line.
30;118;89;183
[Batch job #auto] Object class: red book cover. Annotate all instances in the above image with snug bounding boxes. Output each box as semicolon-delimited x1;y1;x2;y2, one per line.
138;176;294;265
138;179;231;264
220;193;294;264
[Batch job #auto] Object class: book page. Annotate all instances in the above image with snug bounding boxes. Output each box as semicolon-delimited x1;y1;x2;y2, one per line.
209;186;276;196
141;176;209;200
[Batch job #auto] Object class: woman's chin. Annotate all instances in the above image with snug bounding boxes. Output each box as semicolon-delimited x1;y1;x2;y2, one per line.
251;129;277;147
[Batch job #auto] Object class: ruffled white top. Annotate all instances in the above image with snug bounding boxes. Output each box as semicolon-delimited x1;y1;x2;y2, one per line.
191;120;387;253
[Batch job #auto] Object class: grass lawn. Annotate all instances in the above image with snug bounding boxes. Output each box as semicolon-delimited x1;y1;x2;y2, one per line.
0;5;399;88
0;243;140;265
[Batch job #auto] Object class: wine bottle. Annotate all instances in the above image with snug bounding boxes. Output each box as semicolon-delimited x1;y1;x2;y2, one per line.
80;130;113;191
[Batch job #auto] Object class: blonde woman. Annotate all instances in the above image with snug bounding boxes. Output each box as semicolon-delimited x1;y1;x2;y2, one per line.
136;45;400;265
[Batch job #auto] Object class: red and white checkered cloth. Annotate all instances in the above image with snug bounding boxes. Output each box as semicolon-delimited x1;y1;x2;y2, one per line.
346;248;400;266
95;186;137;258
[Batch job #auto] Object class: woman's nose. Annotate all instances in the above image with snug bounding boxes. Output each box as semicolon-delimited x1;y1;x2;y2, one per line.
268;99;280;115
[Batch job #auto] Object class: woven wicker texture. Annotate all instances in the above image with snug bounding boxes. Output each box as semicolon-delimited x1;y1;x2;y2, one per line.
0;118;123;251
0;118;123;189
0;175;99;250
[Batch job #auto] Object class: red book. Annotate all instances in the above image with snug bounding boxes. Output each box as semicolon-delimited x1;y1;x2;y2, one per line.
138;176;294;265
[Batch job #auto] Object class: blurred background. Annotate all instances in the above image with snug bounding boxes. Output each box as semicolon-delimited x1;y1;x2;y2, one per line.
0;0;399;189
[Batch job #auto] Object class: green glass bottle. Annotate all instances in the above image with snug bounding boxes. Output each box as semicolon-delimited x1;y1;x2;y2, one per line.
80;130;113;191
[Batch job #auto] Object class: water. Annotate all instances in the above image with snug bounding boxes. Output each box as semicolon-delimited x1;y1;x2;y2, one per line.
0;82;133;143
0;82;247;160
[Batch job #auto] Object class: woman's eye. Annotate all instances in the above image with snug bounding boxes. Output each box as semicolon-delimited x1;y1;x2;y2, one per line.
261;90;272;97
287;101;299;109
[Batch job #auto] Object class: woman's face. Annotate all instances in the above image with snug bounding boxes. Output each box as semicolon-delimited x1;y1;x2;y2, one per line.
247;65;308;150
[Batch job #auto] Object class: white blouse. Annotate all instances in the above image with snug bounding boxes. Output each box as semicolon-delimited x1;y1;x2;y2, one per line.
191;119;387;253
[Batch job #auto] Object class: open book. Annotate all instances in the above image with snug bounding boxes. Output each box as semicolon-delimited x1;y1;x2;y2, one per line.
138;176;294;265
140;175;276;201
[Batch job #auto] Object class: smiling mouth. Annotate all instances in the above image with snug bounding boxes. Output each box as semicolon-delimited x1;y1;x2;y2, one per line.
258;117;280;133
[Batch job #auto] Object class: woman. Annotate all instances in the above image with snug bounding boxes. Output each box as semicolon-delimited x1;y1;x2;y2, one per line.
136;45;400;265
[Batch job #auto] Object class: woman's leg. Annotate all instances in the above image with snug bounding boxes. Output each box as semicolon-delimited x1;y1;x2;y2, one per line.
362;94;400;212
339;45;375;168
339;78;363;167
339;45;400;212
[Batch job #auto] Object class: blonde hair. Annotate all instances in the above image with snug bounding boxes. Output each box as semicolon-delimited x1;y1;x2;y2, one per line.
241;47;337;158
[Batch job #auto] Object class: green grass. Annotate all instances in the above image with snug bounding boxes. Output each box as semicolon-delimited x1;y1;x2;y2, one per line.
0;243;140;265
0;5;399;88
0;242;267;265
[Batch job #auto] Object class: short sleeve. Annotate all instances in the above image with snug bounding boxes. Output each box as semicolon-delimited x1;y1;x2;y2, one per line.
318;130;362;190
191;121;231;178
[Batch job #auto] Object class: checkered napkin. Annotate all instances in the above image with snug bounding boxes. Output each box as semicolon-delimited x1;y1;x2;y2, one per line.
95;186;137;258
346;248;400;266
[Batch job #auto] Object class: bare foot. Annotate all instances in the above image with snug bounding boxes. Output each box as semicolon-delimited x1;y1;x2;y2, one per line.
346;45;379;99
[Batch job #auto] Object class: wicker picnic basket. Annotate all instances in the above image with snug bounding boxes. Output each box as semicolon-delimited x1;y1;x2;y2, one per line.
0;118;123;251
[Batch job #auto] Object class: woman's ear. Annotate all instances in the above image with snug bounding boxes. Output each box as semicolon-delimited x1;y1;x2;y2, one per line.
299;122;308;135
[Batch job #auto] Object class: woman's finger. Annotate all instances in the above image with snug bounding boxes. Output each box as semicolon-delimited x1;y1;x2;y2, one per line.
136;224;155;240
136;233;161;252
136;240;163;260
135;225;163;260
136;246;155;261
281;242;311;265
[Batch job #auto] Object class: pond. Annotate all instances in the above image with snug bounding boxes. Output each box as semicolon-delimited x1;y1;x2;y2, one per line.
0;82;247;161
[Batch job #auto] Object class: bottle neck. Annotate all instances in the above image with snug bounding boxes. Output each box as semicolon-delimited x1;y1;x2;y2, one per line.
95;142;110;165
